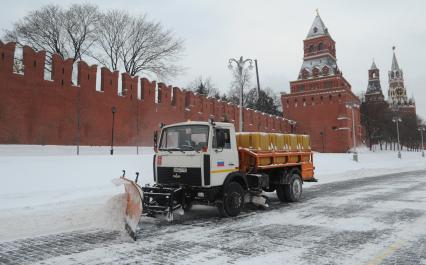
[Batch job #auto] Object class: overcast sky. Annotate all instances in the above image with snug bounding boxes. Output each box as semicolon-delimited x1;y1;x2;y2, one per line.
1;0;425;119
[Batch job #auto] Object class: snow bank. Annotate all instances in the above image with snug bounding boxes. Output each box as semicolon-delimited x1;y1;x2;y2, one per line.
0;145;153;241
0;146;154;209
312;147;426;185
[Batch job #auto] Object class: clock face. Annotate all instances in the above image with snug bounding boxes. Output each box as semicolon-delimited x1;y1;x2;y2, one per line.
396;88;404;96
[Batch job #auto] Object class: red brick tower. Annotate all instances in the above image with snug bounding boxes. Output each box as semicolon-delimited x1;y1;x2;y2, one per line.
281;12;361;152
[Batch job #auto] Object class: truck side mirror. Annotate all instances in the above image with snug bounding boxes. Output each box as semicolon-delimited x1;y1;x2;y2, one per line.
154;131;158;152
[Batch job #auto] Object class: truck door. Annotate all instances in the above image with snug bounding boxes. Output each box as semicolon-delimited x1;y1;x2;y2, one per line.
209;127;239;186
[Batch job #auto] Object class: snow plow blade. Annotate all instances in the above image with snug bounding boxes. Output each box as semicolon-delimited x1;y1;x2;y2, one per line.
112;172;143;241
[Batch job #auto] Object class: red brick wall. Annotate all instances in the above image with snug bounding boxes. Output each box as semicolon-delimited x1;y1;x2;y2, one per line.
282;76;361;153
0;42;290;146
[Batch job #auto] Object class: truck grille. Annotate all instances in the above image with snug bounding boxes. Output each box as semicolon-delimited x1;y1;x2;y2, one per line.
157;167;202;186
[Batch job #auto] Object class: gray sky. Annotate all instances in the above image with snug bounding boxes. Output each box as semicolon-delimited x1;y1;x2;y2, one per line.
1;0;425;119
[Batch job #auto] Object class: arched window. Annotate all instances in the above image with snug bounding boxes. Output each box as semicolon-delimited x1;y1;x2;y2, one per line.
318;42;324;51
313;67;319;77
322;66;329;76
309;45;314;53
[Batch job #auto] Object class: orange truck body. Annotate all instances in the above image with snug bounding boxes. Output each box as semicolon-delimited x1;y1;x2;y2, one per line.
236;132;315;181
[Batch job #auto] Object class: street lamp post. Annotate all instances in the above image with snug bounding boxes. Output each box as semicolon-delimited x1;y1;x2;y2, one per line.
254;59;261;98
228;56;254;132
392;116;402;159
418;127;425;158
111;106;117;155
345;102;359;162
320;131;325;153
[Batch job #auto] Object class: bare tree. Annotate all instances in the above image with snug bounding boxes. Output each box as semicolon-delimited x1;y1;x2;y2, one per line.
63;4;99;62
4;4;99;67
94;12;184;79
4;5;67;64
91;10;130;71
119;15;184;78
187;76;219;97
4;4;184;79
227;67;252;105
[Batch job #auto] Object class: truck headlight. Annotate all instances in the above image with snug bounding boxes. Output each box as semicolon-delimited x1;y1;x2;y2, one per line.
197;192;205;198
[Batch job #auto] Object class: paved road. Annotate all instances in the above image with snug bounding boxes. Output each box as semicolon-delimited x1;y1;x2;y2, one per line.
1;170;425;265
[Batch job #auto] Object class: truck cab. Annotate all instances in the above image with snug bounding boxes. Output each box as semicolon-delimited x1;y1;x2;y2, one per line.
155;121;239;188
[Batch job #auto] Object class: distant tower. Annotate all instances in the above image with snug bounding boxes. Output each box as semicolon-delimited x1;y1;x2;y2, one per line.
387;47;416;114
365;60;385;103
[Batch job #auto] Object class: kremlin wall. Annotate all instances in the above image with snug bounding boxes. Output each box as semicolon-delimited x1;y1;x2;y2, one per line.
0;42;293;147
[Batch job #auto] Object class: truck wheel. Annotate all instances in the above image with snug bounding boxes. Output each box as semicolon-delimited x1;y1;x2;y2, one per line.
220;182;245;217
217;201;228;217
276;173;302;202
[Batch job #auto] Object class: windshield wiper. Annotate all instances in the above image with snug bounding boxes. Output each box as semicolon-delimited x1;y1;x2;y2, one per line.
163;148;185;153
159;148;172;153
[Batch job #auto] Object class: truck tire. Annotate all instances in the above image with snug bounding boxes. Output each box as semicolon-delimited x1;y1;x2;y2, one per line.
276;173;302;202
219;182;245;217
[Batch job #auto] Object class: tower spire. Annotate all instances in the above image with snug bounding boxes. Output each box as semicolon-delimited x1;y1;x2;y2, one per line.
391;46;400;71
370;59;378;70
306;11;329;38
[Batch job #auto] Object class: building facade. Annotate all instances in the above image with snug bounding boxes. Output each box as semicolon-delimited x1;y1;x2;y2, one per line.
281;13;361;153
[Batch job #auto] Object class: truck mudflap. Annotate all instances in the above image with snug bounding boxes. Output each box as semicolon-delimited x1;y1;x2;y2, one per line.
142;185;185;221
112;172;143;241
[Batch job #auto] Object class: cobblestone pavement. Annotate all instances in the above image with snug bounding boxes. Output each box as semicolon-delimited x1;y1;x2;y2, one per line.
1;170;425;265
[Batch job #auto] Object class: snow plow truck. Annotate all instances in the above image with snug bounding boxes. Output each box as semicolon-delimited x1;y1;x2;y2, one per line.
115;120;316;239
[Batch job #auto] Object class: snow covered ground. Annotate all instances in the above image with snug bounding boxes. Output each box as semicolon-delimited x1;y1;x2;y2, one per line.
0;145;425;242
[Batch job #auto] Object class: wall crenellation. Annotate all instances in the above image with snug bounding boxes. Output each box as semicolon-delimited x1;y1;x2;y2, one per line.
77;61;97;90
0;41;292;146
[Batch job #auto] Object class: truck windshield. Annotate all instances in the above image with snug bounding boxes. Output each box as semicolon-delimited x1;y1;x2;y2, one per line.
159;125;209;152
